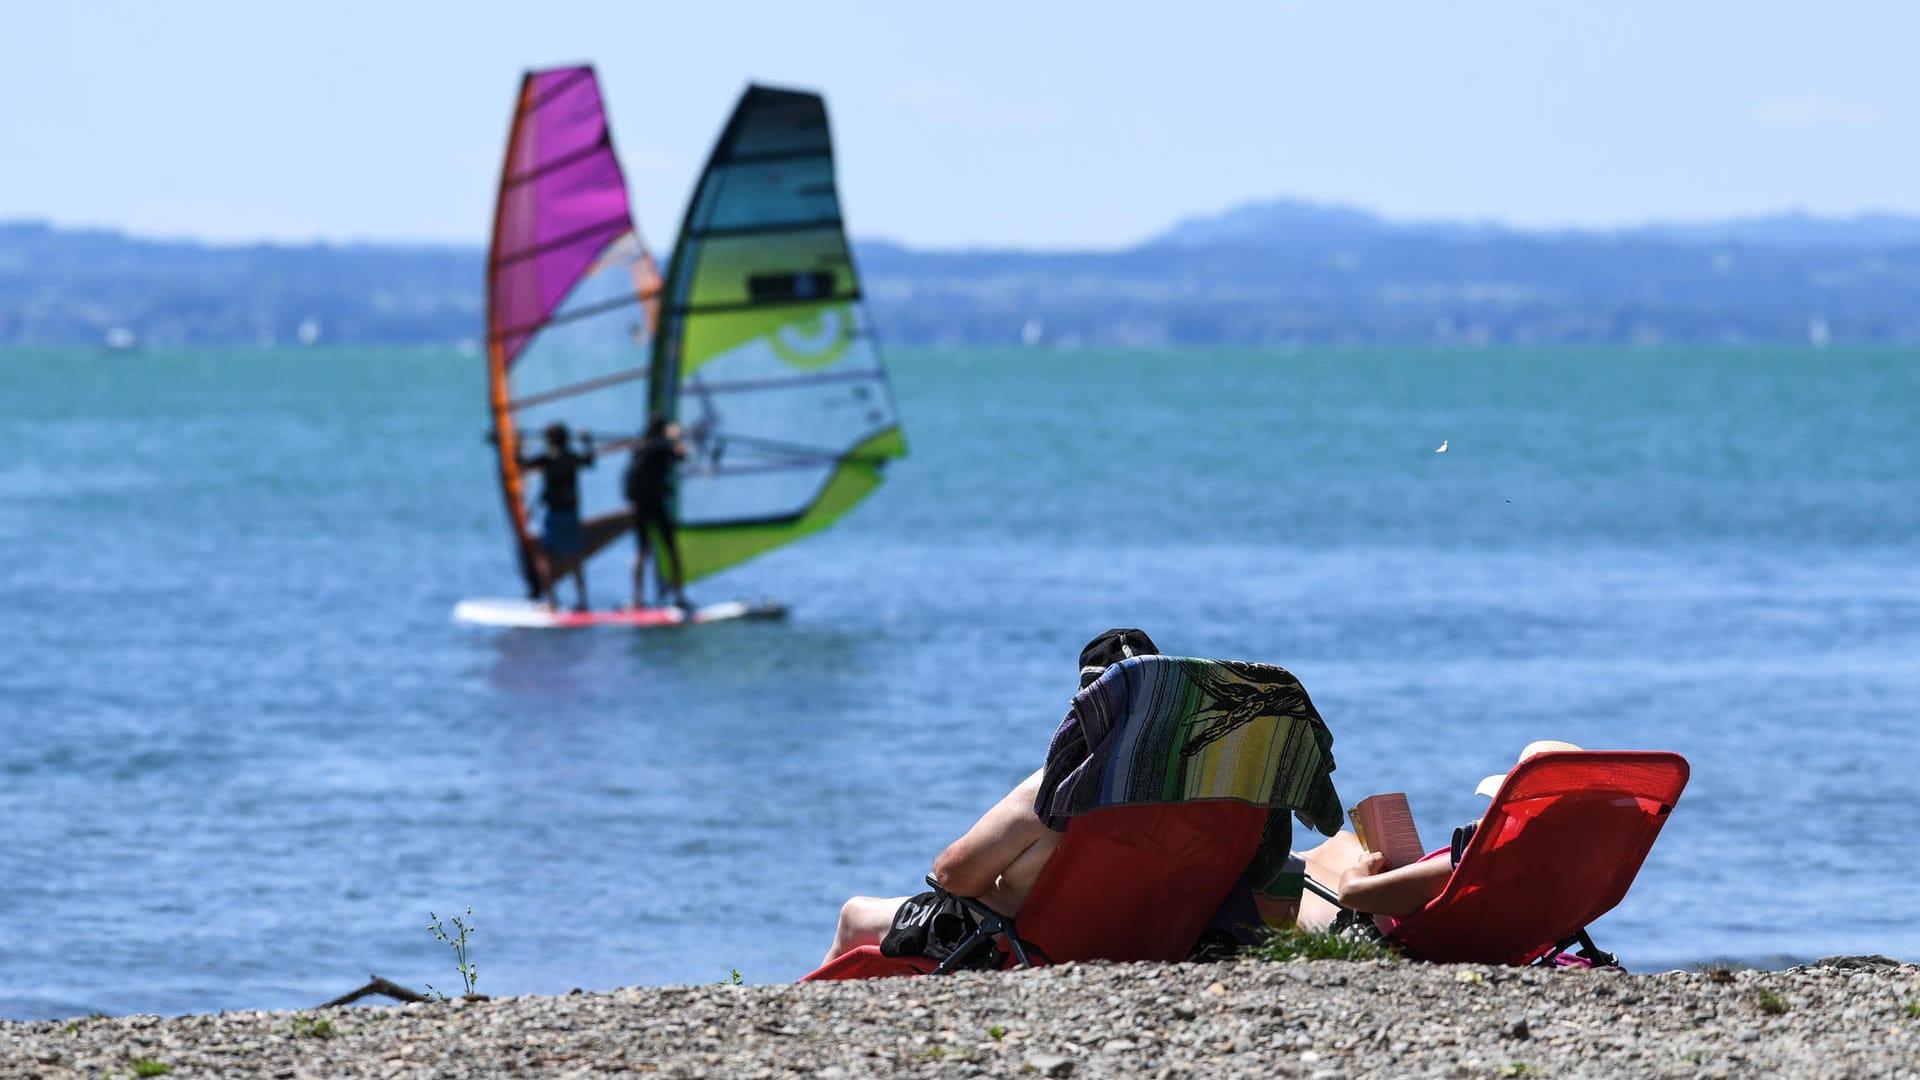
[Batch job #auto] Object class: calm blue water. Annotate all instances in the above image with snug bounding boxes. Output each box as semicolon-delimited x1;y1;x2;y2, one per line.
2;345;1916;1019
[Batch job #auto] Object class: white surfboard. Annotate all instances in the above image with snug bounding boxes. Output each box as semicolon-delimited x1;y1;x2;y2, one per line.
451;597;786;629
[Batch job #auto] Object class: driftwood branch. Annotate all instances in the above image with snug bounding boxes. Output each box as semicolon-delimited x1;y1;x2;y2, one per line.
319;973;429;1008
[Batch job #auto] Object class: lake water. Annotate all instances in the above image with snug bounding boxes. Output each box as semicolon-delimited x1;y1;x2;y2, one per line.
2;344;1916;1019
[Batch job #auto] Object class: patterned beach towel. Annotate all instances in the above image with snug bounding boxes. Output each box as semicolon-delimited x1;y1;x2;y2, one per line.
1034;656;1344;890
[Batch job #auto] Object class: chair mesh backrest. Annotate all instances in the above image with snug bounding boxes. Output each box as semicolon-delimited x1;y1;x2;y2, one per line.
1388;751;1689;965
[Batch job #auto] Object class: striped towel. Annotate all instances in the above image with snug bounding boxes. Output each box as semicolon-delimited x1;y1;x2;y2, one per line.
1035;656;1344;889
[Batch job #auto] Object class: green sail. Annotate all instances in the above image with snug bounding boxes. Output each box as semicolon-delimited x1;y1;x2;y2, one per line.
648;85;905;583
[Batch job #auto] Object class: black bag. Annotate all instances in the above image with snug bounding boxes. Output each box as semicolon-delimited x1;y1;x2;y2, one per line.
878;890;998;970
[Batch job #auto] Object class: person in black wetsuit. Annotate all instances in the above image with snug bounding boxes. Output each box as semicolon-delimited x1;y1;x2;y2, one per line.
624;415;691;610
521;421;595;611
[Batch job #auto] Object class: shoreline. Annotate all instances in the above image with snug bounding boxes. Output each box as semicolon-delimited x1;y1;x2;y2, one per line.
5;955;1915;1078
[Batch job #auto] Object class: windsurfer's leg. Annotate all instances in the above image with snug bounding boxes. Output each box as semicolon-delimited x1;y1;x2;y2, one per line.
658;513;690;605
533;550;557;609
637;511;660;607
571;567;589;613
825;895;910;965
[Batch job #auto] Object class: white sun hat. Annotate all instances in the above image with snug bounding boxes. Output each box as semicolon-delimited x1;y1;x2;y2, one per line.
1475;739;1584;798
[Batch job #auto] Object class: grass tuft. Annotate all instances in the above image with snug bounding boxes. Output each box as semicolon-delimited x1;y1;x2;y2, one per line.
1249;925;1399;963
130;1059;173;1077
1753;988;1788;1015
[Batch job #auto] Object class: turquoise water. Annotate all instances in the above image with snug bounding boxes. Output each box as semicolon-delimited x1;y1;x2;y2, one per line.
2;345;1916;1018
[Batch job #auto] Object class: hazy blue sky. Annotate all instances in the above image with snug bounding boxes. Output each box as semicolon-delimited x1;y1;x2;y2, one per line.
4;1;1915;249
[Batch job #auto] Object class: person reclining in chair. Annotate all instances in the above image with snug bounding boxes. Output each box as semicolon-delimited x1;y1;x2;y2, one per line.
822;628;1159;967
1294;739;1581;932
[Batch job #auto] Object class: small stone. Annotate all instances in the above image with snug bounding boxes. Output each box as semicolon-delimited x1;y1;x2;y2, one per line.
1736;1030;1761;1043
1103;1039;1136;1053
1171;1004;1197;1021
1205;982;1226;995
1502;1016;1530;1040
1026;1052;1075;1077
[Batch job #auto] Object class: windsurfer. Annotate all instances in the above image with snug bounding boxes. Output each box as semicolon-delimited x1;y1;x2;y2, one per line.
624;416;692;610
521;421;596;611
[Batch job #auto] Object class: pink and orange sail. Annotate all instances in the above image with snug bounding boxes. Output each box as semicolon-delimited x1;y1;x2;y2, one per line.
486;65;661;597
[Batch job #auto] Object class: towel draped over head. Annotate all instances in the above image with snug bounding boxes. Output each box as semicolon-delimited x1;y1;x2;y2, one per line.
1037;653;1343;839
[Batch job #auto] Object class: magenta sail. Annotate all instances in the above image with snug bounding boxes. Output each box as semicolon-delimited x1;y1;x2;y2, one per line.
489;66;635;368
484;65;661;600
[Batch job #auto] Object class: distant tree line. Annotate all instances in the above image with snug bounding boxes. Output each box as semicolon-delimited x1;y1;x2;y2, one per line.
5;202;1920;349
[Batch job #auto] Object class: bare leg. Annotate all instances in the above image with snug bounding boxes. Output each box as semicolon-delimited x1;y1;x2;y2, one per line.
633;530;652;607
824;895;910;965
570;567;589;613
1296;831;1366;932
533;550;557;609
657;516;689;606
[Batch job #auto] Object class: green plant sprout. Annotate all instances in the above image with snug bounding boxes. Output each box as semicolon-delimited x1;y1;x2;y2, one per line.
720;969;743;985
291;1013;336;1039
425;907;478;1000
130;1059;173;1077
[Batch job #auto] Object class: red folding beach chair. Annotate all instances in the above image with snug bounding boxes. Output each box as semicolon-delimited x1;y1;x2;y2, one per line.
1378;750;1690;967
803;799;1270;981
804;654;1344;982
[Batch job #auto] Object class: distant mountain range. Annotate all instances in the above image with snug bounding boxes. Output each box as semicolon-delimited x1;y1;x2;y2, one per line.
6;200;1920;348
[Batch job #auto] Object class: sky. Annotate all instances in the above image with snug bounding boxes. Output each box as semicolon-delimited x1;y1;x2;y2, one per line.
3;1;1917;250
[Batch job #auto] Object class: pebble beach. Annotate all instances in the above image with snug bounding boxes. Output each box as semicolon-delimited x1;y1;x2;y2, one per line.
5;956;1915;1079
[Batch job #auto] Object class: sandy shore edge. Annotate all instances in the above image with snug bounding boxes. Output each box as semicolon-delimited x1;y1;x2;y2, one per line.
5;956;1916;1078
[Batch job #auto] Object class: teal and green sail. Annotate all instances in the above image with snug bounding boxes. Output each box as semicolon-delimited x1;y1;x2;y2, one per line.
649;85;906;582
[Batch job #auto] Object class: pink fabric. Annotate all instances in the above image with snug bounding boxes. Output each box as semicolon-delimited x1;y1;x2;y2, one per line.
491;66;633;367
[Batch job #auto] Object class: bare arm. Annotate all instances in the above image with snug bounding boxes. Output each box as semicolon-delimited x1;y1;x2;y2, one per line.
930;768;1055;912
1337;850;1454;917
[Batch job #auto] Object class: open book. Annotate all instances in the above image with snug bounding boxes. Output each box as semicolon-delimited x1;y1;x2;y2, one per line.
1348;792;1427;869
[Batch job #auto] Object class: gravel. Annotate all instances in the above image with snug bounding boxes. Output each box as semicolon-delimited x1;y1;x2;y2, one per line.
4;955;1916;1078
